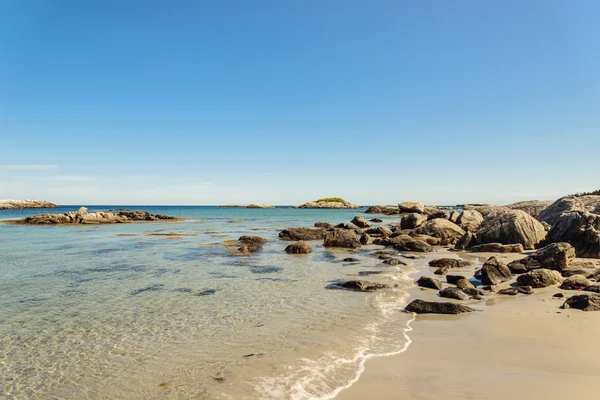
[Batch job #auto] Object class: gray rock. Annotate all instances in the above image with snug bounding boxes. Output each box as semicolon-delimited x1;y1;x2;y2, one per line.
559;275;592;290
323;229;361;249
279;228;326;241
538;195;600;226
351;216;371;228
439;287;470;300
480;257;512;286
470;243;524;253
562;294;600;311
398;201;425;214
416;276;443;290
475;209;546;250
457;210;484;232
405;299;476;314
285;241;312;254
400;213;427;229
517;269;563;288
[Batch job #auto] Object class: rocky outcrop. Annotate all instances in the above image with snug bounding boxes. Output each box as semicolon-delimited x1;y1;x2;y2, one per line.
351;216;371;228
416;276;443;290
285;241;312;254
398;201;425;214
562;294;600;311
545;211;600;258
423;206;450;220
404;299;476;314
323;229;361;249
455;232;476;250
449;211;460;224
0;199;58;210
475;209;546;250
469;243;524;253
391;238;434;252
297;199;360;209
462;204;502;217
507;243;576;273
538;196;600;226
279;228;326;241
400;213;426;229
480;257;512;285
13;208;176;225
246;204;276;208
457;210;484;232
505;200;553;218
429;258;473;269
365;226;393;237
516;269;563;288
364;205;399;215
414;219;465;245
314;222;335;229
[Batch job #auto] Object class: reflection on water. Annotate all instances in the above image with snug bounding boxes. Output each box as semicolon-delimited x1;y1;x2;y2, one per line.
0;206;413;399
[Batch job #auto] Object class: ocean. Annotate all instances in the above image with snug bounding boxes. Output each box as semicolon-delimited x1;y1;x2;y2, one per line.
0;206;415;399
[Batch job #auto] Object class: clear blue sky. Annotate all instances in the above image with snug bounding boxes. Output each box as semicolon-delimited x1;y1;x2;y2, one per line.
0;0;598;205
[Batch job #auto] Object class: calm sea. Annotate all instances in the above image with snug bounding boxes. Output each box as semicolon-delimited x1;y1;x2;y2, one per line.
0;206;415;399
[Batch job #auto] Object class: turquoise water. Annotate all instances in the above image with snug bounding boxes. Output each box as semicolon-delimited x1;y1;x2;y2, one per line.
0;206;415;399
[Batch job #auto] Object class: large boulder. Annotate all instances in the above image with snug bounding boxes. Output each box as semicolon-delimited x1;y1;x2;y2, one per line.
351;216;371;228
400;213;427;229
505;200;553;218
423;206;450;220
480;257;512;285
285;241;312;254
562;294;600;311
457;210;484;232
507;242;576;273
279;228;326;241
455;232;476;250
391;238;434;252
516;269;563;288
404;299;476;314
449;211;461;224
538;196;600;226
414;219;465;245
398;201;425;214
462;204;503;217
364;205;399;215
314;222;335;229
546;211;600;258
470;243;524;253
323;229;361;249
475;209;546;250
560;275;592;290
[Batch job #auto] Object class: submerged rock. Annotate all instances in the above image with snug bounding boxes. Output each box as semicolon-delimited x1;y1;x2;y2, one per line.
335;280;390;292
279;228;326;241
284;241;312;254
404;299;476;314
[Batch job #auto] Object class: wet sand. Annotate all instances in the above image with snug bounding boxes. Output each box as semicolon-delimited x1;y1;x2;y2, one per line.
338;250;600;400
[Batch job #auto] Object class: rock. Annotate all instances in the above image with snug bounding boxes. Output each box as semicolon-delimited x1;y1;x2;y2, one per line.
408;234;443;246
0;199;58;210
562;294;600;311
426;210;450;220
449;211;461;224
360;233;373;245
455;232;476;250
546;211;600;258
77;207;88;215
497;288;519;295
538;195;600;226
518;286;534;294
517;269;563;288
350;216;370;228
370;218;383;223
404;299;476;314
439;287;470;300
584;285;600;293
455;278;475;290
246;203;275;208
314;222;335;229
285;241;312;254
561;267;600;279
391;238;435;253
481;285;499;291
428;258;473;269
469;243;524;253
416;276;443;290
446;275;467;285
553;293;565;298
414;219;465;245
464;287;485;297
364;205;399;215
505;200;553;218
279;228;326;241
398;201;425;214
400;213;427;229
457;210;484;232
383;258;406;266
560;275;592;290
434;267;449;275
366;226;393;237
480;257;512;286
16;209;174;225
343;257;360;262
239;236;268;245
507;242;576;273
336;280;390;292
475;209;546;250
297;199;360;209
323;229;361;249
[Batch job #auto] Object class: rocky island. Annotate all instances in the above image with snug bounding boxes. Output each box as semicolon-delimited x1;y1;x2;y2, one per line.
218;204;275;208
0;199;58;210
296;197;361;209
5;207;179;225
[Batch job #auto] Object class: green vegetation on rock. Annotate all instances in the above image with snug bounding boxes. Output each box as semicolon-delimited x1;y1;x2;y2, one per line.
315;197;346;203
572;190;600;196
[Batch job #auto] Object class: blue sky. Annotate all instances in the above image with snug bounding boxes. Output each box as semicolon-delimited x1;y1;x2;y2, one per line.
0;0;598;205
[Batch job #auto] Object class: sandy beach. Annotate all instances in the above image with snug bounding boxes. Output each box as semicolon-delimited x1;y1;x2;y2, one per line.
339;250;600;400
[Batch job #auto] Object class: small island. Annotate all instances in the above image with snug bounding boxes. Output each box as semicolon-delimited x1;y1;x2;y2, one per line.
296;197;361;209
0;199;58;210
4;207;180;225
218;204;275;208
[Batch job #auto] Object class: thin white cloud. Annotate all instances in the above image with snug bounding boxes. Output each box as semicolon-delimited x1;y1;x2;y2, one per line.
0;165;57;170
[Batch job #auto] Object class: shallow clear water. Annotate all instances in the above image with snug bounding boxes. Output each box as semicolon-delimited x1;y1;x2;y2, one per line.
0;206;415;399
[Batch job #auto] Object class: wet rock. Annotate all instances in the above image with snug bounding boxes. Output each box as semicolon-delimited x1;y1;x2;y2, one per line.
517;269;563;288
480;257;512;286
553;293;565;298
400;213;427;229
455;278;475;290
475;209;546;250
446;275;467;285
336;280;390;292
404;299;476;314
358;270;383;276
517;286;534;295
370;218;383;223
343;257;360;262
323;229;361;249
360;233;373;245
562;294;600;311
351;216;371;228
457;210;484;232
497;288;519;295
285;241;312;254
279;228;326;241
383;258;406;266
416;276;443;290
365;205;399;215
314;222;335;229
428;258;473;269
398;201;425;214
415;219;465;245
464;287;485;297
470;243;524;253
239;236;268;245
507;242;576;273
559;275;591;290
439;287;470;300
455;231;476;250
434;267;449;275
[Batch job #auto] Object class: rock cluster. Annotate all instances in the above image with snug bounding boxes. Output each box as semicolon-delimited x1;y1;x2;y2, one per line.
0;199;58;210
13;207;175;225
